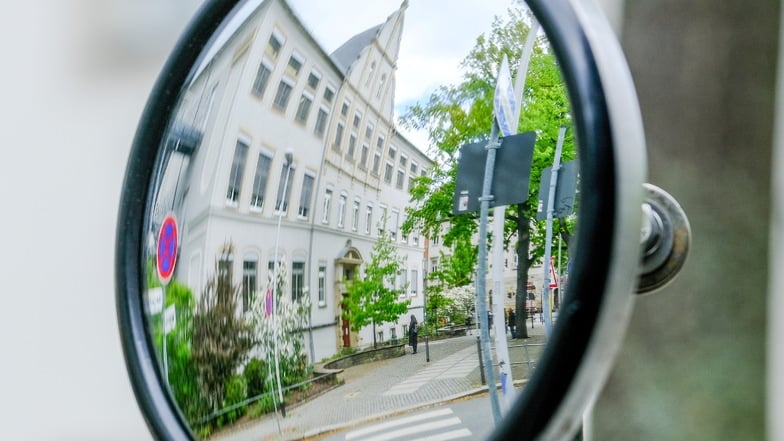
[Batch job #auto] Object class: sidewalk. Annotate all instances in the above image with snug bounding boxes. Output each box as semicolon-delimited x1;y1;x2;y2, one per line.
213;320;548;441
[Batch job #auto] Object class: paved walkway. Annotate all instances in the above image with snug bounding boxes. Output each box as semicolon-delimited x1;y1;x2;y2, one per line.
213;321;548;441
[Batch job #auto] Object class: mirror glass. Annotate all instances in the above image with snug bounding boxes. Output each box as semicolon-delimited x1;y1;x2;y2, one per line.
142;0;578;438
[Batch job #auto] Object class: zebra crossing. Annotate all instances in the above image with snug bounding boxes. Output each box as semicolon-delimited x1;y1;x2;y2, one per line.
343;408;472;441
382;346;477;396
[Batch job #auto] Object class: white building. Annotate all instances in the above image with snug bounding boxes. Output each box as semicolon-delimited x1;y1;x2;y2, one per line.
152;0;431;362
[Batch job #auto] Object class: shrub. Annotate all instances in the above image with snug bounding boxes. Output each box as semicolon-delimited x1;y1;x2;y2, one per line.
243;358;268;399
247;394;277;418
221;374;248;425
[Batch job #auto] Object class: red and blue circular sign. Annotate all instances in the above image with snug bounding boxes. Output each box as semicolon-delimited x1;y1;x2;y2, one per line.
156;215;178;285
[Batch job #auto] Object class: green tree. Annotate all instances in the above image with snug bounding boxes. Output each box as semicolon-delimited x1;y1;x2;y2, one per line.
401;7;575;338
191;244;254;413
343;230;411;348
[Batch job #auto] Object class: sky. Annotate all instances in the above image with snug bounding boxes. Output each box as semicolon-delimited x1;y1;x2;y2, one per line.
287;0;519;151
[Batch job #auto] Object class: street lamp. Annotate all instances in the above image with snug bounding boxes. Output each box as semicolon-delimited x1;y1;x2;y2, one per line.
271;149;293;417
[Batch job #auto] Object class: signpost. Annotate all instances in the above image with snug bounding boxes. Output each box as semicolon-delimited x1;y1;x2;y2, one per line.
156;214;178;384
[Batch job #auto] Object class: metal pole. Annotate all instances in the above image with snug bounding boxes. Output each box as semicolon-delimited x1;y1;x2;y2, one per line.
476;121;502;424
272;150;293;417
487;20;539;409
162;284;168;385
422;260;430;362
542;126;566;338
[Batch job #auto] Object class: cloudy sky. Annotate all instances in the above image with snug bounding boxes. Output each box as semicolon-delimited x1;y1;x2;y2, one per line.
287;0;519;150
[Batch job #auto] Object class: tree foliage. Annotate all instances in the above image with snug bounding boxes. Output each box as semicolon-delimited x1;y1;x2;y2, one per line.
343;230;410;348
400;7;576;337
250;259;312;388
191;244;254;412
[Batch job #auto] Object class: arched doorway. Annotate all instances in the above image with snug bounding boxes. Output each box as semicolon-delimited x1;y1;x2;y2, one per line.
334;243;362;348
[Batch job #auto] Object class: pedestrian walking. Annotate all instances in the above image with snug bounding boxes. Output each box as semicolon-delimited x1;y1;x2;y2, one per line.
408;315;419;354
508;309;517;339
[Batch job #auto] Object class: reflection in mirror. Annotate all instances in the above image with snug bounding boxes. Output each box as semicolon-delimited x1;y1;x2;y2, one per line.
144;0;576;439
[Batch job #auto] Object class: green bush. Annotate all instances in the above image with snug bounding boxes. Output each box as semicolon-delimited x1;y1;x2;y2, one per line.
220;374;248;426
247;394;277;418
243;358;268;398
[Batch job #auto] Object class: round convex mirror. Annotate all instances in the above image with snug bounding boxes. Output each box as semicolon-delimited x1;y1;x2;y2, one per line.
116;0;645;440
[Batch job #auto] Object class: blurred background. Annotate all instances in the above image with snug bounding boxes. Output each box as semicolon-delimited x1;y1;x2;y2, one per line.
0;2;200;439
0;1;780;440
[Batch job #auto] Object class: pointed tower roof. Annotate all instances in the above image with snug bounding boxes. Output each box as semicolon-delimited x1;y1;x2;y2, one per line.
329;0;408;75
330;24;383;74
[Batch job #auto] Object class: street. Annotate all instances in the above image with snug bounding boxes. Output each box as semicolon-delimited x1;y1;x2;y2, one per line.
314;395;494;441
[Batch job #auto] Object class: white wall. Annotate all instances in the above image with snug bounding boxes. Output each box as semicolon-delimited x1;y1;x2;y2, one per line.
0;2;199;439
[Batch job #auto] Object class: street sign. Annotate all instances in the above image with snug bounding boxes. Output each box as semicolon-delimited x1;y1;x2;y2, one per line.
453;132;536;214
163;305;176;334
536;160;579;220
147;287;163;314
156;215;178;285
494;55;517;137
549;257;559;288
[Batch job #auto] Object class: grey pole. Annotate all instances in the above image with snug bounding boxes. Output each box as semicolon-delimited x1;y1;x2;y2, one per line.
476;121;502;424
542;125;567;337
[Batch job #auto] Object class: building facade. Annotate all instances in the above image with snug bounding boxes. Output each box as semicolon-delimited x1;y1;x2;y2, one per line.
152;0;430;362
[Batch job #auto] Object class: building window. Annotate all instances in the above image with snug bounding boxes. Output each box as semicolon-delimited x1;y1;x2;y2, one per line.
273;79;294;111
295;93;313;123
399;154;408;168
384;162;393;183
251;60;273;97
410;269;418;296
430;258;439;274
398;269;407;295
396;169;405;189
219;249;234;278
307;71;320;89
298;174;315;218
341;100;350;116
365;204;373;234
337;193;347;228
292;261;305;301
226;139;249;204
274;162;295;212
322;189;332;224
372;152;381;175
318;265;327;306
347;134;357;159
365;123;374;139
314;107;328;138
390;210;399;241
287;53;303;77
333;122;345;151
410;161;418;174
250;152;272;210
267;29;284;59
360;144;369;169
351;199;360;231
412;231;419;246
367;61;376;85
242;258;258;312
408;175;415;191
377;206;387;234
323;86;335;103
268;257;284;286
353;112;361;128
377;74;387;98
387;144;396;158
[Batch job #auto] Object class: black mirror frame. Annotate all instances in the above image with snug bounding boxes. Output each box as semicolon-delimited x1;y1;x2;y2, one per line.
115;0;646;440
115;1;242;439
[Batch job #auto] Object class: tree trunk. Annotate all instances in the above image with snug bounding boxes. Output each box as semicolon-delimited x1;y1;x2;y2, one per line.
372;319;377;348
514;203;531;338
